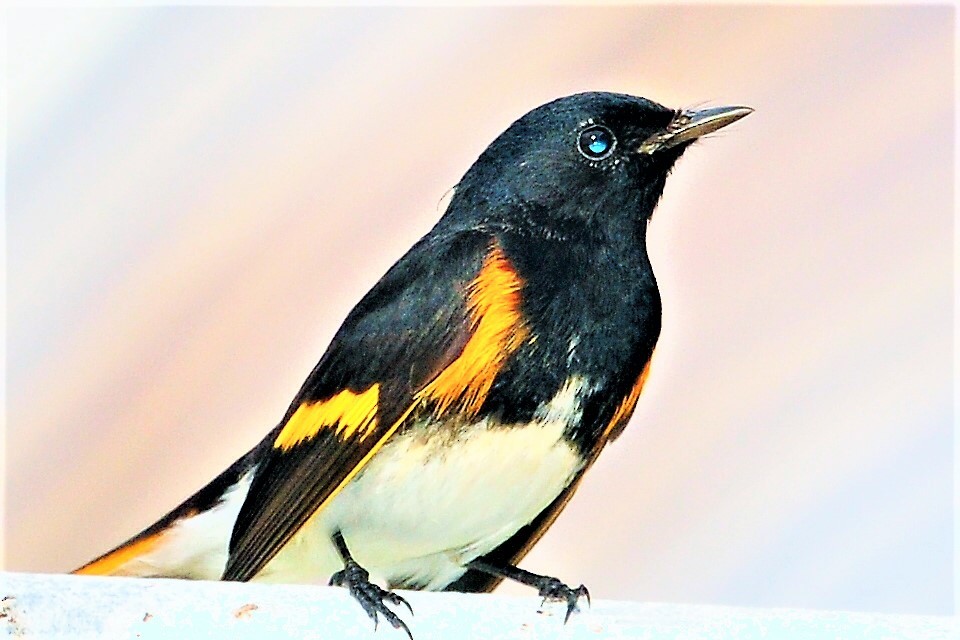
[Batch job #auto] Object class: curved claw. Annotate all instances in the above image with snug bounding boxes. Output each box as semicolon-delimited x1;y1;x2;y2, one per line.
536;577;591;623
330;560;414;639
383;589;414;617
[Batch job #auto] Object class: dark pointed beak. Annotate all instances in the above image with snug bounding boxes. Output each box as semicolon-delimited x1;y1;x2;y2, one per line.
639;105;753;154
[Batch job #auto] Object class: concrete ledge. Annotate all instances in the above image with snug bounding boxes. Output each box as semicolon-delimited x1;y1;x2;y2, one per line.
1;571;955;639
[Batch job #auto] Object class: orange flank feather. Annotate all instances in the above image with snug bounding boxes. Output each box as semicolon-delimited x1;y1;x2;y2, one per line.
72;529;168;576
418;244;528;417
605;358;653;441
273;385;380;451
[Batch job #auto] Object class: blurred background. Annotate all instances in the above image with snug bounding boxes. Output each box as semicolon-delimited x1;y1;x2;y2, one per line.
4;5;954;616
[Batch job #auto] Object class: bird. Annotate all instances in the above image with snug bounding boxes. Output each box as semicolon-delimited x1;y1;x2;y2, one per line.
73;91;751;636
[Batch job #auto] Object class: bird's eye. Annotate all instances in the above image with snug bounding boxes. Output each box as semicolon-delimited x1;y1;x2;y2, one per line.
577;125;616;160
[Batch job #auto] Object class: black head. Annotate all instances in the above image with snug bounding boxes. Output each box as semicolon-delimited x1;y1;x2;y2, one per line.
440;92;751;239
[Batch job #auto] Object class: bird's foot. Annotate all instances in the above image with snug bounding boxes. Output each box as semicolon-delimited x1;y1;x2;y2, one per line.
535;576;590;623
465;558;590;624
330;560;413;639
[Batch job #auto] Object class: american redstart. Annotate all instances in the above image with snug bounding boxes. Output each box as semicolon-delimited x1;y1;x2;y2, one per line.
74;92;751;636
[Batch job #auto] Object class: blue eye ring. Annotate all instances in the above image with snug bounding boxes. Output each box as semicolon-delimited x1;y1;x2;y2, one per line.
578;125;616;160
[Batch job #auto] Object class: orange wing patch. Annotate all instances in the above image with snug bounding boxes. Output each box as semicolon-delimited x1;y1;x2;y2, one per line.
418;244;528;418
278;243;525;452
273;385;380;451
604;359;653;441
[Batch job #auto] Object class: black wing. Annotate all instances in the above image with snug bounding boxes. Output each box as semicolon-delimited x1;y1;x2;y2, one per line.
222;229;530;581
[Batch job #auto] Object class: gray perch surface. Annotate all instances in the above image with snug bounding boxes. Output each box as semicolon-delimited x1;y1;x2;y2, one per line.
1;572;956;639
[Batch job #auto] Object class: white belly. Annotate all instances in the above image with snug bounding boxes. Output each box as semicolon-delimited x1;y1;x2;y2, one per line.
126;376;590;589
260;413;583;588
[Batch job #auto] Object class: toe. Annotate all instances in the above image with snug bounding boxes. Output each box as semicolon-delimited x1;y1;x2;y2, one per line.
331;565;415;637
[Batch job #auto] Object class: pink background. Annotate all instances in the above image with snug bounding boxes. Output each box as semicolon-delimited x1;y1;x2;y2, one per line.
5;6;954;615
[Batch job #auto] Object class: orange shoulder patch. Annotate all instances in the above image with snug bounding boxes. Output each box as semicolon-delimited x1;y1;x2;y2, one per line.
273;384;380;451
417;244;528;418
